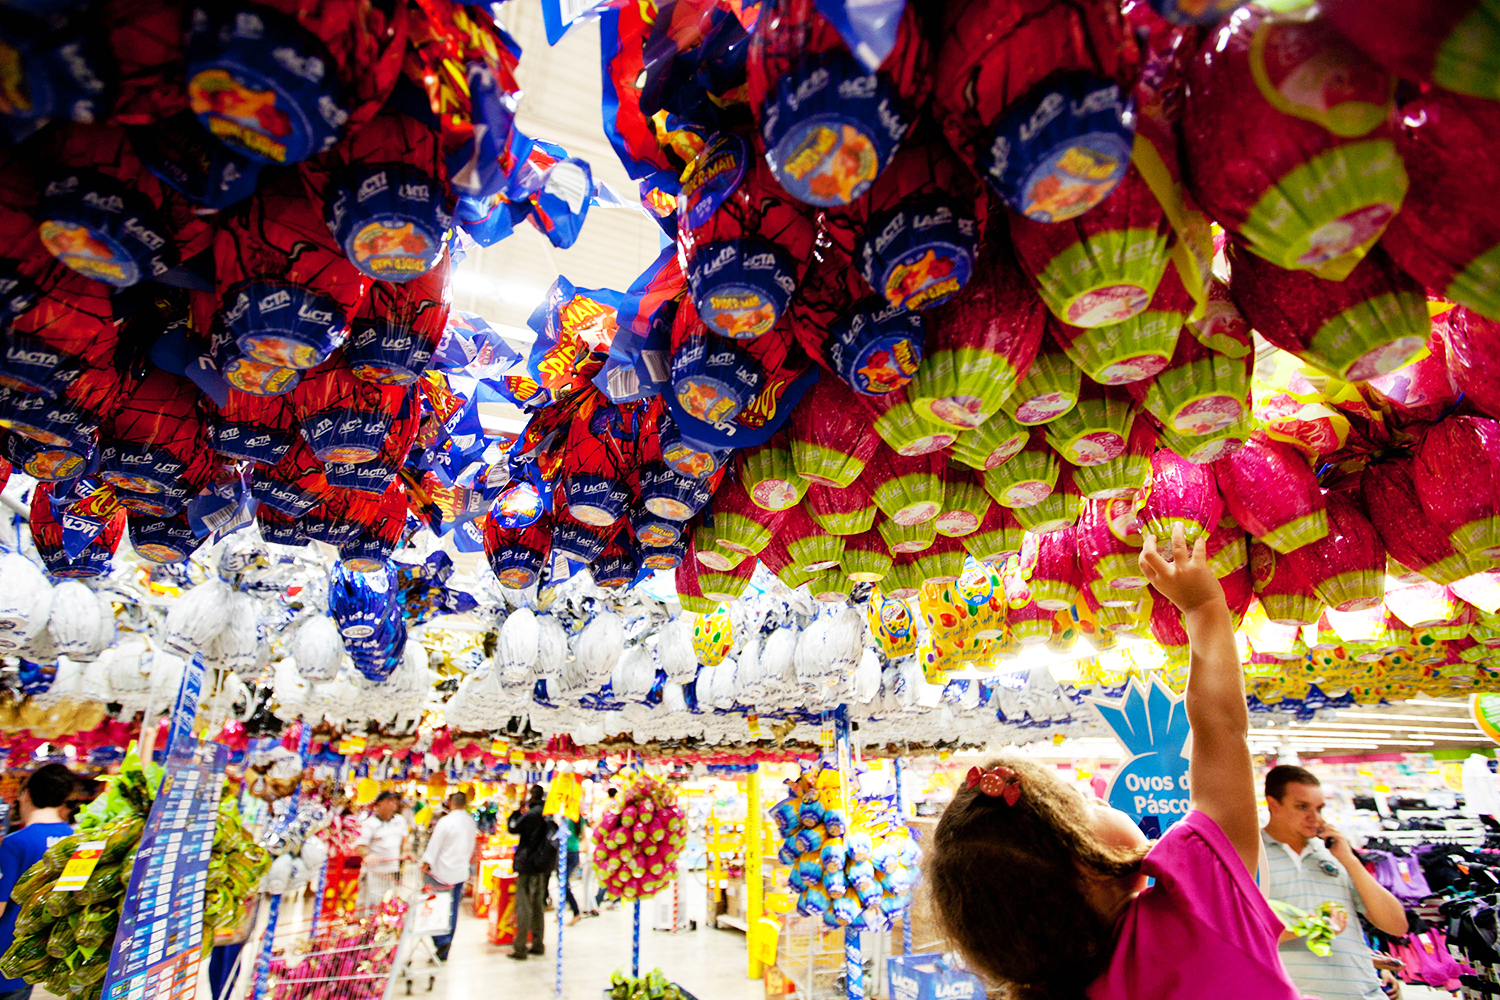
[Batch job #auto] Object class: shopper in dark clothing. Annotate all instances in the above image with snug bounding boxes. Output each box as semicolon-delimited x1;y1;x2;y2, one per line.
506;785;555;960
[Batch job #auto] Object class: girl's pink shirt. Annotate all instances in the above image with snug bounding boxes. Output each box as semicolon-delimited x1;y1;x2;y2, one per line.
1087;810;1312;1000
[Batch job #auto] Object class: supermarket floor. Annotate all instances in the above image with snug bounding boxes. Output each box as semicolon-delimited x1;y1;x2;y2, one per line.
420;902;764;1000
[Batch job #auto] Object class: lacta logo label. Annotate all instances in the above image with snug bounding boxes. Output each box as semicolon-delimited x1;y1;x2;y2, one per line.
1072;85;1121;118
838;75;877;101
7;346;58;367
44;176;79;197
1018;92;1066;144
890;973;918;1000
310;417;334;437
124;217;165;249
358;171;389;202
701;245;737;278
297;303;335;325
82;191;125;214
936;981;976;999
744;252;776;271
784;68;830;113
271;45;325;83
258;288;292;313
397;182;430;202
338;417;364;435
246;434;271;448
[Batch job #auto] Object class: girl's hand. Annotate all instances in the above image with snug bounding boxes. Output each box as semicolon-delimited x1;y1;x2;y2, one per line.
1139;524;1225;613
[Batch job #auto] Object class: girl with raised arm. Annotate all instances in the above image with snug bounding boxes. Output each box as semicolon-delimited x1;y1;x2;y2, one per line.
927;524;1306;1000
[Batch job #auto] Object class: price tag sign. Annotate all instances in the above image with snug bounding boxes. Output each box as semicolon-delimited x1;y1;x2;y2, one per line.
53;840;107;892
819;716;833;749
747;715;762;739
509;748;525;765
338;735;366;755
491;739;509;756
938;750;951;761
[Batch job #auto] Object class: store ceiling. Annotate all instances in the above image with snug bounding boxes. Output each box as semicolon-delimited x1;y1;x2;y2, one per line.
1252;698;1491;758
451;4;668;438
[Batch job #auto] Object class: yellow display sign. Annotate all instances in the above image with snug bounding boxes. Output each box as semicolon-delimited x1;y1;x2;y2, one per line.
338;735;367;755
491;739;509;756
53;840;106;892
1473;694;1500;745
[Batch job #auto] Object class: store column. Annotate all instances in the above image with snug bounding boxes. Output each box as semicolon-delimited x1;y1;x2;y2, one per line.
746;765;763;980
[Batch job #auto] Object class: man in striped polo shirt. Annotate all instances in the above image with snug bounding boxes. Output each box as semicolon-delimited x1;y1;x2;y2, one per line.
1261;765;1409;1000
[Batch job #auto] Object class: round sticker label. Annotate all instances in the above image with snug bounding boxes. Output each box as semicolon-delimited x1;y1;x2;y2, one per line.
751;479;801;512
771;116;881;207
935;510;980;535
1015;135;1132;223
1012;391;1078;425
645;497;694;521
1345;334;1427;383
1062;430;1126;467
1096;353;1170;385
919;395;987;430
223;358;300;396
136;542;189;563
642;551;683;570
39;220;138;287
349;219;438;280
1295;203;1396;269
892;500;940;527
1001;480;1053;507
894;431;957;456
497;566;539;589
676;374;747;426
1172;393;1244;435
22;447;85;481
636;521;682;546
979;434;1029;470
1065;284;1153;328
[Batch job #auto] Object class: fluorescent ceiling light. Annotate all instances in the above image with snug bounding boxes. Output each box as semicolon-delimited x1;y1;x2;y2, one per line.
1335;712;1475;724
451;269;550;310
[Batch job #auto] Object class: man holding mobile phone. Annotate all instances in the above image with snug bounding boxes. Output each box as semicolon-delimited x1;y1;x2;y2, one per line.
1261;766;1409;1000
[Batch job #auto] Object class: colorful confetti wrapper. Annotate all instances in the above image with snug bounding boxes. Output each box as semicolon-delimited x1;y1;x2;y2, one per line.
961;502;1025;565
784;505;845;571
677;129;816;340
1213;431;1329;554
1078;497;1147;594
1321;0;1500;101
789;376;882;488
1227;240;1428;383
1278;491;1386;613
346;252;453;385
981;433;1059;510
736;433;808;512
1382;90;1500;321
1182;7;1405;280
1413;415;1500;566
933;469;990;538
1011;466;1082;534
932;0;1139;223
746;0;927;208
804;478;876;536
840;529;893;583
867;446;944;526
907;230;1047;431
183;0;409;165
877;515;935;556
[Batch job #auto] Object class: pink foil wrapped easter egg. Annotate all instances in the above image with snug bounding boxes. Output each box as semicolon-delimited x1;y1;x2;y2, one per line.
1212;431;1329;554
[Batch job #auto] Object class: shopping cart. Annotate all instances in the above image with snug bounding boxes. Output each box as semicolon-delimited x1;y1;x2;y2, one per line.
250;866;455;1000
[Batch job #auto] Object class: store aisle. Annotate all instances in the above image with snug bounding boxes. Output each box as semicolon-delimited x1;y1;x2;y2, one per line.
425;903;763;1000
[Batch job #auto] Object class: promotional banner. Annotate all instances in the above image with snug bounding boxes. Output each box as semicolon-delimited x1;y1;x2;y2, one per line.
100;654;226;1000
1088;676;1192;839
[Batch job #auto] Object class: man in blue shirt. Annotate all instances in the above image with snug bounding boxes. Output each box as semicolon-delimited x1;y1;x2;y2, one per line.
0;764;76;1000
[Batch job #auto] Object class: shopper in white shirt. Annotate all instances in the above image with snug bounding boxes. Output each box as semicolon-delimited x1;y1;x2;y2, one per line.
1261;765;1409;1000
355;791;411;908
422;791;479;961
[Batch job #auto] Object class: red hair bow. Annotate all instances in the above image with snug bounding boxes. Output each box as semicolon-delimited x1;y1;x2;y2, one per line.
967;765;1021;806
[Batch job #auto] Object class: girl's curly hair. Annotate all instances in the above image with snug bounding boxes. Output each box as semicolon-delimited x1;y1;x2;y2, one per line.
924;754;1150;1000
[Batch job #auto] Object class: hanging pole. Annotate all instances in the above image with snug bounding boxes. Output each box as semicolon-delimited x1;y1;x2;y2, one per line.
835;707;863;1000
894;757;911;956
632;898;642;978
555;815;567;999
252;723;313;1000
746;765;763;979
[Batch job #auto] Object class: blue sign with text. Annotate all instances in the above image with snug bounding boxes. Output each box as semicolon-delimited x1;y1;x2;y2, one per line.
1087;676;1193;839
